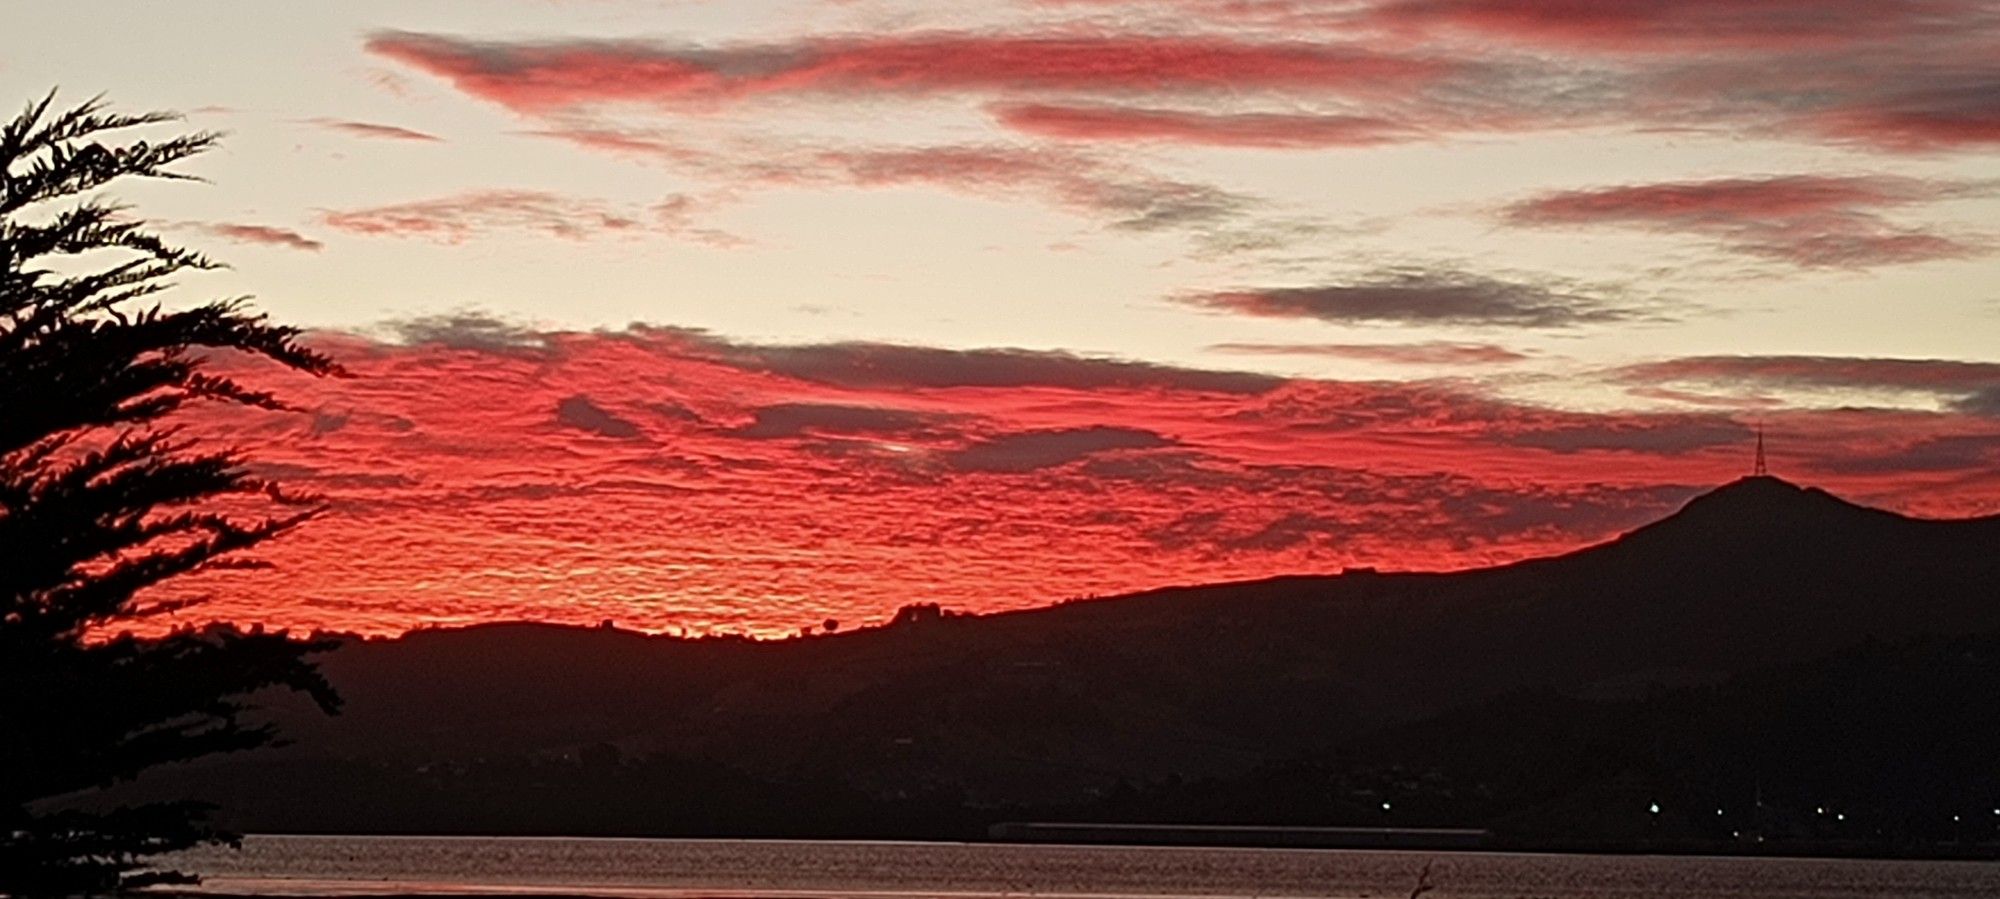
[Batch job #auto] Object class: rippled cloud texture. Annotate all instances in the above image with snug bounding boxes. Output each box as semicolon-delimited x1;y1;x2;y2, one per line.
164;321;2000;636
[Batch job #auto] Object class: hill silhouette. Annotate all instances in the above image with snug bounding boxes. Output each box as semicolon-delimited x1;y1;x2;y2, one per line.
76;477;2000;848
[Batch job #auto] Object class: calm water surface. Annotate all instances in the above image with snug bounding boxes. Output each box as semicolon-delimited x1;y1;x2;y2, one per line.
167;835;2000;899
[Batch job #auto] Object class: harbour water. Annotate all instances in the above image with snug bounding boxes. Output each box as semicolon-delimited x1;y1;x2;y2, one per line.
165;835;2000;899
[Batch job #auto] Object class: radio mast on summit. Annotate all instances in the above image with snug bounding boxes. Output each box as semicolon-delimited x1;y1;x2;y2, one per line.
1753;422;1768;477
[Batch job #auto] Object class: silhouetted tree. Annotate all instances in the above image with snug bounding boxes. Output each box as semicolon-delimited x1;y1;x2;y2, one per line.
0;92;343;896
889;603;945;627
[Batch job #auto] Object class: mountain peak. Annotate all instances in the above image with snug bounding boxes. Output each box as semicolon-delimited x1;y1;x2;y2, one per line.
1680;474;1848;514
1694;474;1811;503
1610;475;1886;555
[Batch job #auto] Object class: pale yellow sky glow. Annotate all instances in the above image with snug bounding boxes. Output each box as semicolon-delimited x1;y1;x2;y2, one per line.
11;0;1996;413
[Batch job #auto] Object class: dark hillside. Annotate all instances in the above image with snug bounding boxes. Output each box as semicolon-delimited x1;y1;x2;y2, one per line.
98;477;2000;825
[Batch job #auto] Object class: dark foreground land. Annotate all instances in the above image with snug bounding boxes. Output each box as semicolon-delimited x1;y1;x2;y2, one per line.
77;477;2000;858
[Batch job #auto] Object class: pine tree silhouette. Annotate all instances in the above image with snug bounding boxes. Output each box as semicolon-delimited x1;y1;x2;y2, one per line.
0;91;344;896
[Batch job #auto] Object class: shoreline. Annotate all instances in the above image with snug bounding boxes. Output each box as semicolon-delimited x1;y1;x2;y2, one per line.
209;832;2000;864
150;838;2000;899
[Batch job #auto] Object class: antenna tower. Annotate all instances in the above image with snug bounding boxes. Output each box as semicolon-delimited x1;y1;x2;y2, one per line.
1753;423;1768;476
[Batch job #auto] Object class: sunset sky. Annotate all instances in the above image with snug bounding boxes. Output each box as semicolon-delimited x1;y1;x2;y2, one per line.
10;0;2000;636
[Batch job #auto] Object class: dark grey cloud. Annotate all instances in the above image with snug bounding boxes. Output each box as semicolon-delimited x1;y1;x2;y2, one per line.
1093;179;1253;233
1211;341;1530;365
947;426;1174;473
188;222;325;251
1184;270;1635;328
1616;354;2000;414
1504;175;1983;269
557;395;643;439
307;118;443;142
1817;433;2000;474
310;410;351;436
643;400;705;424
1505;419;1751;454
304;407;415;437
1212;511;1348;553
806;145;1285;252
1958;386;2000;416
1136;471;1703;559
723;341;1284;395
730;403;957;439
386;313;552;354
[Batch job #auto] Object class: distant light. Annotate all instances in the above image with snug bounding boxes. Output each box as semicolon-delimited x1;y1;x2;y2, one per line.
1381;802;1392;811
1954;816;1962;822
1837;814;1846;821
1649;803;1661;814
1816;807;1825;815
1732;831;1740;838
1716;808;1724;816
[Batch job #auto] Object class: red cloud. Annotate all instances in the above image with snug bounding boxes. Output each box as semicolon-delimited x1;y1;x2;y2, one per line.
1804;81;2000;152
323;190;654;243
497;130;1274;246
1059;1;2000;155
1510;175;1927;220
308;118;442;142
1365;0;1979;51
157;323;2000;638
1627;386;1784;409
367;10;2000;161
190;222;324;251
770;145;1269;245
1505;175;1983;268
817;146;1067;189
365;31;1448;112
1213;342;1530;365
991;103;1416;147
527;127;709;164
1363;1;2000;152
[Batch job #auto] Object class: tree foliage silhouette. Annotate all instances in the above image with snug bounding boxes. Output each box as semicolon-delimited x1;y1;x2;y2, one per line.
0;92;344;896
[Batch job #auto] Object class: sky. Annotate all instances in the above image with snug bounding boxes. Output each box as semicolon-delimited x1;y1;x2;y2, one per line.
8;0;2000;636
